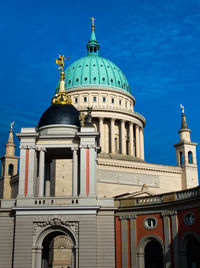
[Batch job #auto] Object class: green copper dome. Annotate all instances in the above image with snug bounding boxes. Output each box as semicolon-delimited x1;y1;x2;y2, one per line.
56;27;131;94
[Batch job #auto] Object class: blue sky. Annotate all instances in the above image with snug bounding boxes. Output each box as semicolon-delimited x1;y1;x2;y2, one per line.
0;0;199;174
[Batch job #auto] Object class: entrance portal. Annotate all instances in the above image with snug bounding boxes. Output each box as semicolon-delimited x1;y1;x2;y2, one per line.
144;240;163;268
187;238;200;268
42;231;74;268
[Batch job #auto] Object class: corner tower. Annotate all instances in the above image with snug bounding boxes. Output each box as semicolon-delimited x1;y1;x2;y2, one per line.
0;123;19;198
174;105;198;189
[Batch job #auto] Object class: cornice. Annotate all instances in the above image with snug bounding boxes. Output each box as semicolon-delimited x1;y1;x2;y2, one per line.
97;158;182;174
79;107;146;125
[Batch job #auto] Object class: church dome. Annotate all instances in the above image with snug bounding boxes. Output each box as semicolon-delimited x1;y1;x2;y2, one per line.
56;26;131;94
64;55;130;93
38;104;80;129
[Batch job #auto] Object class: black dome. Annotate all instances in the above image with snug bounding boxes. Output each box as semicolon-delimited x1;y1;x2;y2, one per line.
38;104;80;129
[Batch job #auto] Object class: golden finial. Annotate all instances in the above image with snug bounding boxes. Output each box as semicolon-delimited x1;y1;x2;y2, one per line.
51;55;72;105
56;55;69;71
90;17;96;31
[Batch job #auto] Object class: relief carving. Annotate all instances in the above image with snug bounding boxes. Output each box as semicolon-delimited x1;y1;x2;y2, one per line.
33;216;79;237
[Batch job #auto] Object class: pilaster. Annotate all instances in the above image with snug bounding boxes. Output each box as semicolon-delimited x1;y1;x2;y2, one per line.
170;210;179;267
27;146;36;197
80;146;87;197
161;211;172;268
18;146;26;197
38;148;45;197
72;147;78;197
89;146;96;198
130;215;137;268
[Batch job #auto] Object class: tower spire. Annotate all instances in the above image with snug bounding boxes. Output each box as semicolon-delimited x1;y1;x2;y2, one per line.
5;122;16;156
179;104;191;142
87;17;100;56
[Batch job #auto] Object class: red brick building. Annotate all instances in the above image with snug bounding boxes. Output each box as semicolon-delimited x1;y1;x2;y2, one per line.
115;186;200;268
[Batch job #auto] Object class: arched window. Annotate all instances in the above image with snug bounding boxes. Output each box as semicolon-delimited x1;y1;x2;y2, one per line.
188;151;193;164
8;164;13;176
145;240;163;268
180;151;183;165
187;238;200;268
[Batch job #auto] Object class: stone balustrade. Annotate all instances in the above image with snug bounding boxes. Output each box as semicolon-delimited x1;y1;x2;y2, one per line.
117;186;200;207
136;195;163;205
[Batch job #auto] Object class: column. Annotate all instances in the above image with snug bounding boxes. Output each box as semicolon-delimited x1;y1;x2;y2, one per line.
38;149;45;197
80;146;87;197
72;148;78;197
135;125;140;158
27;146;36;196
18;146;26;197
34;246;42;268
121;120;126;154
89;146;96;197
45;161;50;197
110;118;115;153
129;122;134;156
171;211;179;267
139;128;144;160
161;212;172;268
99;118;104;153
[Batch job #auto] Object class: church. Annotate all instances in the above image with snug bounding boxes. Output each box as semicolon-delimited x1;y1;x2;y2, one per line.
0;20;199;268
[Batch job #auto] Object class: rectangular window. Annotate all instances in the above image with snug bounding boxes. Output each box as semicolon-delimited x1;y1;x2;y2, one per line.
84;97;87;102
93;96;97;102
119;100;122;105
103;97;106;102
75;97;78;103
112;98;114;104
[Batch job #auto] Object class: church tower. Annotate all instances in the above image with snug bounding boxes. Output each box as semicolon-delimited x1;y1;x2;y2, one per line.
0;123;19;198
174;105;198;189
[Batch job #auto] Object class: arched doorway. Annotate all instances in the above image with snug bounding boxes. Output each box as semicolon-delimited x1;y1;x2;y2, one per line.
41;231;75;268
144;240;163;268
187;238;200;268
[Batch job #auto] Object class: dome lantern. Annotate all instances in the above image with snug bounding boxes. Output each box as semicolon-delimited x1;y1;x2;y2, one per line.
86;17;100;56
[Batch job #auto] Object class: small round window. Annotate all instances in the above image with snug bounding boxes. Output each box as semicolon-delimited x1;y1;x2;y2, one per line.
144;217;157;230
184;212;195;226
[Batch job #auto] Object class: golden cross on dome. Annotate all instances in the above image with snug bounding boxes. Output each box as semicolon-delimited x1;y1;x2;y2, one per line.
90;17;96;30
56;55;69;71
